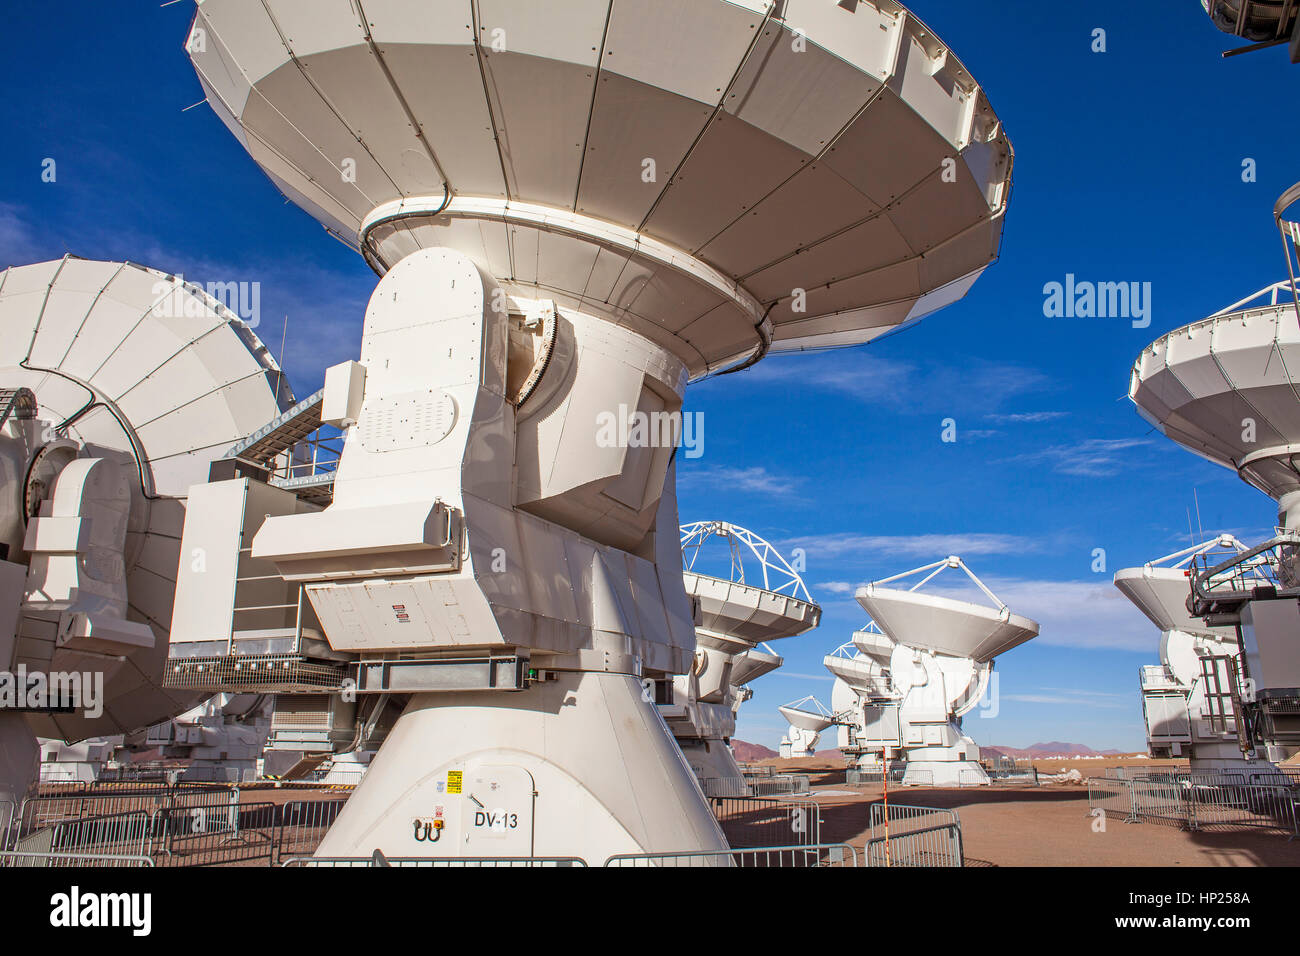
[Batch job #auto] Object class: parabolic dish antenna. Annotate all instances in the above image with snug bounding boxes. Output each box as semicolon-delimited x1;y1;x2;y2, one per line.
778;695;834;733
0;256;291;740
823;642;891;697
730;642;783;686
188;0;1013;378
1113;535;1253;640
680;520;820;644
856;556;1038;663
851;620;895;664
1130;185;1300;521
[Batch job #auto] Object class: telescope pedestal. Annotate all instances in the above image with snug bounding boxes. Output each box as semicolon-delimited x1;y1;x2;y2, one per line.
316;671;727;862
0;712;38;808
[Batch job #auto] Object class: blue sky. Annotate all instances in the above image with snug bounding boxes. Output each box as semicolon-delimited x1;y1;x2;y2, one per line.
2;3;1297;751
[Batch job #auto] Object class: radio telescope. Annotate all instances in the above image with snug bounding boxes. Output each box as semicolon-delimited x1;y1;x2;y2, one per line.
828;557;1038;785
778;695;834;758
1114;536;1264;766
177;0;1013;860
669;521;819;788
1127;186;1300;765
0;256;291;806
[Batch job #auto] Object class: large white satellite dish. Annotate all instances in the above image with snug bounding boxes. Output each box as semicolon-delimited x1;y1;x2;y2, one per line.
1113;535;1252;640
0;256;290;801
174;0;1015;861
673;521;819;786
188;0;1013;377
778;695;834;733
856;556;1039;663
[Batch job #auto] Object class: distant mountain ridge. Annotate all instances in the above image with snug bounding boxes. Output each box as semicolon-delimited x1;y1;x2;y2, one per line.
983;742;1127;758
731;740;778;761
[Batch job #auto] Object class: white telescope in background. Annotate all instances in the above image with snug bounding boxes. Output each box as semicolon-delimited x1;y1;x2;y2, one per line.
667;522;819;791
1114;535;1264;768
0;257;292;807
1128;190;1300;764
169;0;1013;861
779;696;834;758
829;556;1038;786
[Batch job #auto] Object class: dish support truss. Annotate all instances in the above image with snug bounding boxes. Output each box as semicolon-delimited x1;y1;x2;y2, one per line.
680;521;811;603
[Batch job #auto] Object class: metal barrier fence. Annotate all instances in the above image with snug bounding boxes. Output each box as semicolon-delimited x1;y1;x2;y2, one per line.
700;776;750;798
865;822;963;867
1087;776;1136;823
41;811;152;859
285;855;588;867
749;774;810;796
0;850;154;868
710;796;820;848
1185;781;1298;834
0;799;12;853
604;843;858;867
1088;774;1299;836
274;798;349;864
846;768;906;786
987;768;1040;786
8;790;284;866
6;785;238;851
1130;777;1188;827
151;798;279;867
868;802;959;837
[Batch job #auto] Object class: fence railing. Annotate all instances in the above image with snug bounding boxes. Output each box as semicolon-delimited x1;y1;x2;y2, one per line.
749;774;810;796
285;855;588;867
6;784;238;851
1087;773;1299;836
1087;776;1137;823
0;850;154;868
710;796;820;848
604;843;859;867
846;768;906;786
4;788;346;866
868;802;959;837
274;799;348;863
865;822;963;867
700;776;750;798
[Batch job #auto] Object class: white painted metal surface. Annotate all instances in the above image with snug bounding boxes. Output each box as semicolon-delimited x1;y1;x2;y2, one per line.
174;0;1013;858
1115;535;1273;768
188;0;1013;378
857;556;1039;663
0;256;289;802
822;556;1039;786
1130;284;1300;525
1113;535;1249;640
670;521;819;786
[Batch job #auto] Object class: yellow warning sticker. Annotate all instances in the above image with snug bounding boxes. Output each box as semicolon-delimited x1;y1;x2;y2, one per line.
447;770;463;794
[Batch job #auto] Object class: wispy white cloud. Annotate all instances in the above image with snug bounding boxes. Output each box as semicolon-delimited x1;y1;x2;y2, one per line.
928;576;1156;652
815;581;858;594
679;465;802;498
985;411;1068;424
782;532;1038;561
999;437;1154;477
735;352;1051;415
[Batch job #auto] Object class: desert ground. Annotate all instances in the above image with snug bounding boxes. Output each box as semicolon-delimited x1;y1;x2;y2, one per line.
753;757;1300;867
